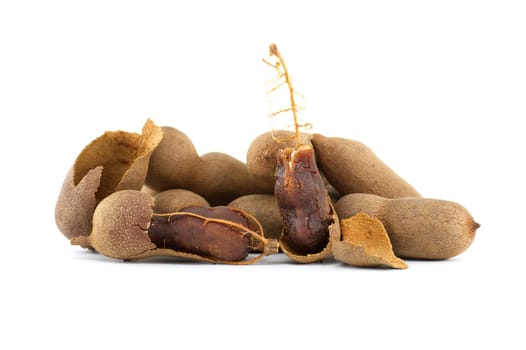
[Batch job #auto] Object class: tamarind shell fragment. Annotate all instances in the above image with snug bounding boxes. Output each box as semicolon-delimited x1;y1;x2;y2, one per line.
55;166;102;240
333;213;408;269
275;145;340;263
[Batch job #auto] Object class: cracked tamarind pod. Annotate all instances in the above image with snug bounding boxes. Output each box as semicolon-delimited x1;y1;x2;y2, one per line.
55;119;162;240
335;193;480;259
262;43;340;263
275;145;340;262
71;190;279;264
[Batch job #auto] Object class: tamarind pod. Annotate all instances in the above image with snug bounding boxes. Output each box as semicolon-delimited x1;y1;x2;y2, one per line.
311;133;420;198
71;190;278;263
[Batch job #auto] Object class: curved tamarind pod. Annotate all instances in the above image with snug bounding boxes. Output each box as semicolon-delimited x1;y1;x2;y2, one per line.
311;133;420;198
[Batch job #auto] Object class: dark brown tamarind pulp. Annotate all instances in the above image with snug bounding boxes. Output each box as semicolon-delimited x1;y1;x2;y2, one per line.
148;206;259;261
274;145;332;255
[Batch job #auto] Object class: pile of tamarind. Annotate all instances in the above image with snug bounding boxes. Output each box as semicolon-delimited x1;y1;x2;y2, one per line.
55;44;478;269
55;118;479;269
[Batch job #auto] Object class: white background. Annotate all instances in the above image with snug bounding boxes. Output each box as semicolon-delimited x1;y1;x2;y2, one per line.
1;1;525;349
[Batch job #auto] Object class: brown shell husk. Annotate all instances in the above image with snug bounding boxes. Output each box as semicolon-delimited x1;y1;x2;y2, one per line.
333;212;408;269
73;118;162;201
279;203;341;263
71;190;278;264
71;190;157;258
55;119;162;240
55;166;102;239
115;119;164;193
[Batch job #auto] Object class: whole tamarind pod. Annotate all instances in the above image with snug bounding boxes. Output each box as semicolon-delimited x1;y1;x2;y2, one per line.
335;193;480;259
311;133;420;198
228;194;282;240
71;190;278;264
153;189;209;213
55;119;162;239
145;126;200;191
275;145;341;262
186;152;266;206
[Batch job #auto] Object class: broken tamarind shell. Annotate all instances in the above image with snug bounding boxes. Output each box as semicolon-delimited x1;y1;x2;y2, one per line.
71;190;279;264
55;119;162;240
275;144;341;263
333;212;408;269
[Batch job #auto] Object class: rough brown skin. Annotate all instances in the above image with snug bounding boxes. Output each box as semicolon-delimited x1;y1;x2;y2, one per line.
335;193;480;259
55;166;102;240
149;206;255;261
228;194;282;240
275;145;332;255
145;126;199;191
246;130;312;193
146;127;264;206
71;190;157;258
154;189;209;214
55;119;162;240
187;152;265;206
311;133;420;198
